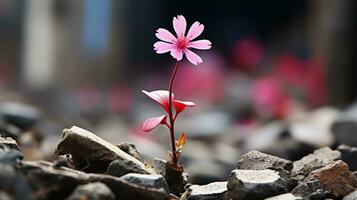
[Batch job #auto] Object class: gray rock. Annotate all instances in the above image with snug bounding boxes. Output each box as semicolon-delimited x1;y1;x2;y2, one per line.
264;193;303;200
66;182;115;200
226;169;288;200
331;121;357;146
337;144;357;171
119;173;169;193
291;180;325;199
17;160;167;200
0;102;41;129
107;159;149;177
186;181;227;200
343;190;357;200
0;137;23;166
0;120;21;139
55;126;155;174
237;150;293;173
0;136;21;151
237;150;297;190
292;147;341;179
0;163;31;200
116;142;142;161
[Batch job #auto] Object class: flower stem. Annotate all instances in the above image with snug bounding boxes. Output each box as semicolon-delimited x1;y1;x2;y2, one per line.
168;61;179;166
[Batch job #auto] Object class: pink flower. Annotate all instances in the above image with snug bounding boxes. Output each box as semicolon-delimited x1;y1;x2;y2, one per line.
142;90;195;132
154;15;212;65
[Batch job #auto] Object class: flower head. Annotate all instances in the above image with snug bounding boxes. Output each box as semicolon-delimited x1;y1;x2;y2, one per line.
154;15;212;65
142;90;195;132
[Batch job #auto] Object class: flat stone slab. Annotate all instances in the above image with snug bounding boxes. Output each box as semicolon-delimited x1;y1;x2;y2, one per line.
187;181;227;200
226;169;287;200
119;173;169;193
55;126;155;174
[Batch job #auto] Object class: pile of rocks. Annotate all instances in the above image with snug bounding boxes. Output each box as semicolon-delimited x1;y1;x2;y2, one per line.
1;125;357;200
185;148;357;200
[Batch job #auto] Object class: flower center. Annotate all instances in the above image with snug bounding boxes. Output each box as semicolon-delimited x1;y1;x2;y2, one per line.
177;37;188;49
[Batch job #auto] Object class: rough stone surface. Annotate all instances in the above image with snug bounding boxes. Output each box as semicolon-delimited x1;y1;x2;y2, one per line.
66;182;115;200
308;160;357;198
226;169;287;200
237;150;293;173
55;126;155;174
237;150;297;190
343;190;357;200
119;173;169;192
17;160;168;200
291;180;325;199
292;147;341;179
116;142;142;161
0;137;23;166
107;159;149;177
264;193;303;200
186;181;227;200
0;136;20;152
337;144;357;171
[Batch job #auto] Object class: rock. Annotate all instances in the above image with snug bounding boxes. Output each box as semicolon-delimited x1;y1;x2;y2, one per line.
237;150;293;173
226;169;288;200
343;190;357;200
264;193;303;200
0;137;23;165
291;180;325;199
337;144;357;171
0;102;40;129
66;182;115;200
119;173;169;193
237;150;296;189
55;126;155;174
116;142;142;161
0;163;31;200
0;136;20;151
290;122;334;147
186;181;227;200
308;160;357;198
107;159;150;177
0;120;21;139
292;147;341;179
17;160;167;200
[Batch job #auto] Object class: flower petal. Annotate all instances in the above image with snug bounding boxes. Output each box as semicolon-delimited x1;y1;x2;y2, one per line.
142;90;173;112
142;115;167;132
174;100;196;114
188;40;212;50
170;48;183;61
186;21;204;41
173;15;186;37
184;49;203;65
154;41;175;54
155;28;177;43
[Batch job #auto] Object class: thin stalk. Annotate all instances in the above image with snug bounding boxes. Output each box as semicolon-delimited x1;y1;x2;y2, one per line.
168;61;179;166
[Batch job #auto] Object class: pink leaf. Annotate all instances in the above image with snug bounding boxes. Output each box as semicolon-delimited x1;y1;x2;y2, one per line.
142;90;173;112
174;100;196;114
142;115;167;132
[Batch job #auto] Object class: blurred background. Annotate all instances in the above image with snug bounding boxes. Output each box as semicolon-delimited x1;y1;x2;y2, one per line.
0;0;357;184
